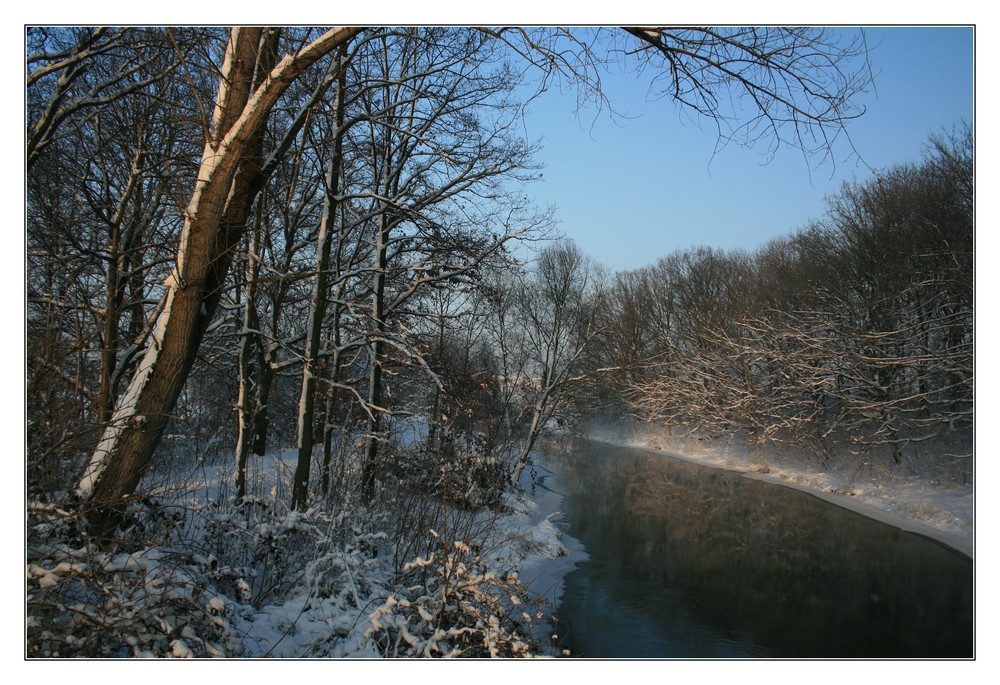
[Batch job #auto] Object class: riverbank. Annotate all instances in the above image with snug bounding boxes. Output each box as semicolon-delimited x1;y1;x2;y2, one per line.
578;427;974;559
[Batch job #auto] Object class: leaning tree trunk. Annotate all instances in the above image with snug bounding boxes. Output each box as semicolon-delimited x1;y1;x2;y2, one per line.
75;26;361;540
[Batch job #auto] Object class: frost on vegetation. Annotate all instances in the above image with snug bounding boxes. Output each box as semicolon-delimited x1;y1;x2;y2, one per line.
26;499;254;658
392;430;513;510
25;541;242;657
27;448;564;659
366;538;542;658
26;488;393;658
620;425;975;541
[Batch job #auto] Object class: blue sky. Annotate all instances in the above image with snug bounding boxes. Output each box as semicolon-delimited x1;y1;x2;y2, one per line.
516;26;975;271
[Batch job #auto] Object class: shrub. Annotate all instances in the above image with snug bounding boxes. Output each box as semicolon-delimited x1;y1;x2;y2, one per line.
367;534;539;658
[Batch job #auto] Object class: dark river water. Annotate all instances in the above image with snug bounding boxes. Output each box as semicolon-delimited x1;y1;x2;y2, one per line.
536;438;974;659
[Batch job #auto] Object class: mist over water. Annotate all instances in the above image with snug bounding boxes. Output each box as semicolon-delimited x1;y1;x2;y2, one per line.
539;438;973;658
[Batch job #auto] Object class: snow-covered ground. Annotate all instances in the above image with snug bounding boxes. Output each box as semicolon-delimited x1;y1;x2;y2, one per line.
167;449;585;658
582;425;974;559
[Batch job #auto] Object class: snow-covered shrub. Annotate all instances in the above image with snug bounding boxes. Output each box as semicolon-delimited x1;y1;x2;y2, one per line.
367;533;540;658
26;502;242;658
190;495;342;611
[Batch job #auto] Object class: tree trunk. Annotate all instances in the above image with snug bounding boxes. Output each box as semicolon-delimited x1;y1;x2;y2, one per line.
235;216;264;501
291;50;348;510
97;247;122;429
251;344;276;457
320;292;348;498
361;212;390;503
515;395;549;483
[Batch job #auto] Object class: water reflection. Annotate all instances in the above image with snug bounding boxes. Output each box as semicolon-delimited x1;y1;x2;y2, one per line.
540;438;973;658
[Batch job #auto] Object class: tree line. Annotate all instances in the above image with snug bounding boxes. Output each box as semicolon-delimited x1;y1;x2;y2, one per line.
576;124;973;467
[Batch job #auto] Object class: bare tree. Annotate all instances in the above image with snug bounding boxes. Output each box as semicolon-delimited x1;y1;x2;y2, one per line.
291;43;352;509
319;28;543;504
486;27;871;162
26;32;196;495
511;241;605;478
619;27;871;160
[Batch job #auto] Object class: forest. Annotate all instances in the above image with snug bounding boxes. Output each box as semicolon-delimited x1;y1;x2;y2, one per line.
25;26;970;658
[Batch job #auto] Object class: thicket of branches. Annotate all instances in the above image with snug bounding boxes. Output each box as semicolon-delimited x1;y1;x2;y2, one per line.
26;27;548;508
589;125;973;467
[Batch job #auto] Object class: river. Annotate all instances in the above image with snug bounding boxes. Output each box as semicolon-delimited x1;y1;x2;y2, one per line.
535;437;974;658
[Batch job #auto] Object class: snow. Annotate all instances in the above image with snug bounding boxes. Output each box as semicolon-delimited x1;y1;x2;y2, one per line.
49;443;580;659
214;449;585;658
512;464;588;613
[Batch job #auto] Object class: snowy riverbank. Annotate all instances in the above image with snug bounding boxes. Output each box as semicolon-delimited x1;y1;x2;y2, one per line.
576;427;974;559
212;452;589;657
